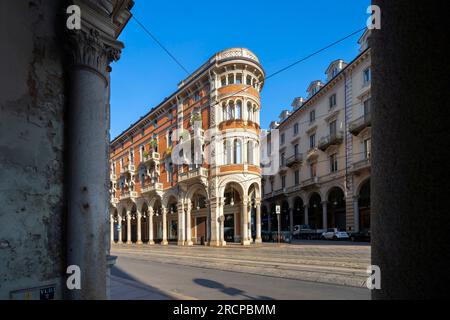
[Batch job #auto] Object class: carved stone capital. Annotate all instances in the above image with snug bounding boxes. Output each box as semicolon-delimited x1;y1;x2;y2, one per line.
67;29;123;82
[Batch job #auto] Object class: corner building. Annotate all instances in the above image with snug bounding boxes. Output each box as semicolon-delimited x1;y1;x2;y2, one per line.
110;48;265;246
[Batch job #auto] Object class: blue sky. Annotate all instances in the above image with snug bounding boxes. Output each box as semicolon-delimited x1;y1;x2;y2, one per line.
110;0;370;139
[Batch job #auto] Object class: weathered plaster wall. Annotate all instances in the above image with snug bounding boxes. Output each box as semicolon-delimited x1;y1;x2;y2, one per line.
0;0;66;299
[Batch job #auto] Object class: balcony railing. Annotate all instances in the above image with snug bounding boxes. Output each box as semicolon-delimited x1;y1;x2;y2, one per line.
352;155;371;173
119;191;138;200
286;154;303;168
318;131;344;151
143;152;160;163
120;164;135;174
141;182;163;194
302;176;320;189
178;167;209;182
349;113;371;135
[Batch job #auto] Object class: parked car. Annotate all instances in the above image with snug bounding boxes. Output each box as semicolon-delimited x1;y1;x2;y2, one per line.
349;230;371;242
321;228;350;240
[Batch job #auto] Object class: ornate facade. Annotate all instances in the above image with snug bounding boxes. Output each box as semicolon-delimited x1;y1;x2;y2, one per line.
262;31;372;235
110;48;265;246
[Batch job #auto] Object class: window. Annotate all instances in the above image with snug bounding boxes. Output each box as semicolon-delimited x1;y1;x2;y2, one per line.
224;141;232;164
247;141;254;165
280;133;285;145
234;139;242;164
222;103;227;121
332;67;339;78
236;74;242;84
153;118;158;128
363;68;371;86
309;134;316;149
236;101;242;119
293;123;299;135
167;162;173;183
294;144;299;156
364;138;371;159
221;76;226;87
310;162;317;178
294;170;300;185
194;91;200;102
330;153;338;173
330;120;337;136
168;131;173;147
310;110;316;123
280;152;285;167
363;98;371;116
140;145;145;159
247;102;253;122
129;150;134;162
281;175;286;189
227;102;233;120
329;94;337;109
228;74;234;85
246;75;252;85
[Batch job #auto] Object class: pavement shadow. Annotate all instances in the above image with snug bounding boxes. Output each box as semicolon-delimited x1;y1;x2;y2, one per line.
193;278;274;300
112;266;175;300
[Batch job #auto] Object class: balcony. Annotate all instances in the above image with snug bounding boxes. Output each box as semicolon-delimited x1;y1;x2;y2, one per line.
111;197;119;204
110;173;117;181
119;191;138;201
286;154;303;168
178;167;209;183
352;156;371;174
141;182;163;194
302;176;320;190
120;164;135;174
318;131;344;151
306;148;320;161
143;152;160;164
349;113;371;135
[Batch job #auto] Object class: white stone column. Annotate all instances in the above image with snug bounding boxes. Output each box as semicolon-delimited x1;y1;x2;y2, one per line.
242;200;250;245
118;216;123;243
177;201;185;246
162;206;168;245
148;207;154;244
322;201;328;230
304;204;309;226
126;211;132;244
353;196;360;233
208;198;221;246
136;209;143;244
255;201;262;243
185;201;193;246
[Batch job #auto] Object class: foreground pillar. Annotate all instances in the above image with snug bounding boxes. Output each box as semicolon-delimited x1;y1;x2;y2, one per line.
241;200;250;245
371;0;450;299
136;209;143;244
110;214;114;242
304;205;309;226
177;202;185;245
118;216;123;243
126;211;132;244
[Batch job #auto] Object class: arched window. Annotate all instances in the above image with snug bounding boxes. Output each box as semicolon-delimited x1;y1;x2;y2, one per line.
236;101;242;119
234;139;242;164
222;103;227;121
224;140;232;164
168;131;173;147
228;101;235;120
247;141;254;165
228;74;234;85
221;76;226;87
247;102;253;122
246;75;252;86
236;74;242;84
253;104;258;123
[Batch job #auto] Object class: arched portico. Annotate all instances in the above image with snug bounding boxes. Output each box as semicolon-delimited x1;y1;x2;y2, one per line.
327;187;346;230
308;193;323;229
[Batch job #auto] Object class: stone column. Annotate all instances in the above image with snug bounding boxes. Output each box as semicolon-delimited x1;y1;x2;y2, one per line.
304;204;309;226
255;201;262;243
241;200;250;245
118;216;123;243
162;207;168;245
126;211;132;244
353;196;360;233
136;209;143;244
177;201;185;246
321;201;328;230
148;207;154;244
185;201;193;246
288;198;294;234
208;198;221;246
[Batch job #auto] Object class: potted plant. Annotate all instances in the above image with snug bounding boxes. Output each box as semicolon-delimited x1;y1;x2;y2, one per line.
149;139;158;150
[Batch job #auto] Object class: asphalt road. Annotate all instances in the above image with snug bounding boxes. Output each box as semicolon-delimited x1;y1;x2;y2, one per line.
112;254;370;300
